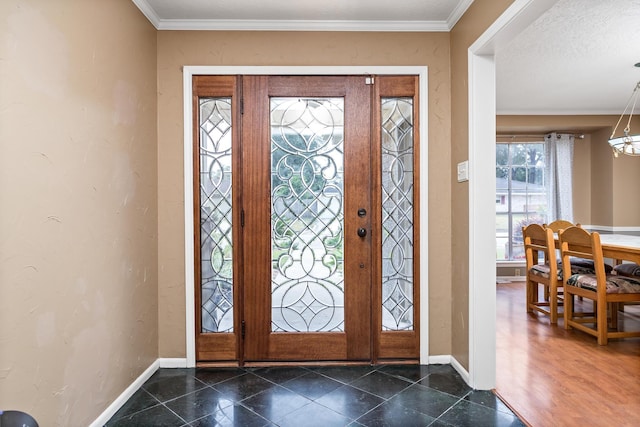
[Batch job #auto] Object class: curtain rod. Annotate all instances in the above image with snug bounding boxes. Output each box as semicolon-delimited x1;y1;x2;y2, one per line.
496;133;585;139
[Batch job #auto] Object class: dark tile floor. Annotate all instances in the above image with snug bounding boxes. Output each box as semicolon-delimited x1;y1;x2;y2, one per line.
105;364;524;427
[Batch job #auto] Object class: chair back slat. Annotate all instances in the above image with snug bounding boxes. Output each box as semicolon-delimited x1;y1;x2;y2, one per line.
544;219;580;232
558;226;607;280
522;223;556;270
522;223;560;322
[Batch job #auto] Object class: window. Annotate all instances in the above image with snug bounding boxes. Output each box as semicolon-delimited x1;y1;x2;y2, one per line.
496;142;547;261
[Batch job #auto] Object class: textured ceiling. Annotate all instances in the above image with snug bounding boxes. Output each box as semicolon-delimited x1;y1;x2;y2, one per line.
132;0;640;115
496;0;640;114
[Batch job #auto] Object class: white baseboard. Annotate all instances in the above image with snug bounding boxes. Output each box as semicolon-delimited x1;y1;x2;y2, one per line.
89;360;160;427
428;355;451;365
429;355;472;387
450;355;471;385
497;276;526;282
159;357;188;368
584;225;640;233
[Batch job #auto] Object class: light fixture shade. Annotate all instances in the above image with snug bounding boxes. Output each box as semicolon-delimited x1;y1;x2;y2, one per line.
608;134;640;157
609;78;640;157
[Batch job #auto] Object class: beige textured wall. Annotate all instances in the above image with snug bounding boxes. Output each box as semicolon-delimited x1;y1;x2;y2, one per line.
591;127;615;226
613;155;640;225
591;117;640;227
0;1;158;425
572;135;592;225
156;31;453;357
612;117;640;226
450;0;514;370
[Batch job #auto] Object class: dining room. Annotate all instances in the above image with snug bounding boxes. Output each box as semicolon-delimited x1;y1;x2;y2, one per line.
496;216;640;426
494;116;640;425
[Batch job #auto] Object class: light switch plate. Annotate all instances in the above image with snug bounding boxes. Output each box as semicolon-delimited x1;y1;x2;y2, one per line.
457;160;469;182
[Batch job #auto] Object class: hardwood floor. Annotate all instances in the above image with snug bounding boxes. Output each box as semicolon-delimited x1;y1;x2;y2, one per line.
496;281;640;427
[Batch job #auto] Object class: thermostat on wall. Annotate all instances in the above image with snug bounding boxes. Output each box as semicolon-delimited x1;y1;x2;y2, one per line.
457;160;469;182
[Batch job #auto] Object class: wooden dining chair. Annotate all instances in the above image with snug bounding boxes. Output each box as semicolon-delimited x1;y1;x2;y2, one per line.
613;262;640;312
559;226;640;345
522;223;561;323
544;219;612;282
543;219;577;232
613;262;640;277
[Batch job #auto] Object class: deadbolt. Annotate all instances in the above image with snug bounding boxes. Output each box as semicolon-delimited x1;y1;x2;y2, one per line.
357;208;367;217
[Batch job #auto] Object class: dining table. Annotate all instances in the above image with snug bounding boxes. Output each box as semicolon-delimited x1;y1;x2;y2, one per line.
597;233;640;265
552;231;640;265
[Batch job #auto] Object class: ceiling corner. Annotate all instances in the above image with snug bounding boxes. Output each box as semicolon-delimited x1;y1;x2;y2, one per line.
446;0;475;30
132;0;161;29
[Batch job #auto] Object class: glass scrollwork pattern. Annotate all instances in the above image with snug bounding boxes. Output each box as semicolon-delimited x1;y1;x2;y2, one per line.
381;98;414;331
199;98;234;333
270;98;345;333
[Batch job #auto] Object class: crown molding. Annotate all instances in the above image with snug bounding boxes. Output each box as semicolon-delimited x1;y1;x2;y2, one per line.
496;108;624;116
131;0;161;28
154;19;450;32
446;0;474;29
132;0;454;32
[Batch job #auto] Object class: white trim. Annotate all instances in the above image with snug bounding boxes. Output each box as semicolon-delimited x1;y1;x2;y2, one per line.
183;65;425;76
130;0;161;29
446;0;475;30
496;261;526;268
184;71;196;368
183;66;428;367
157;19;449;32
468;52;497;391
497;276;527;282
497;108;626;115
450;356;470;385
467;0;559;390
89;360;160;427
470;0;559;55
418;71;430;365
584;225;640;233
159;358;188;368
428;354;451;365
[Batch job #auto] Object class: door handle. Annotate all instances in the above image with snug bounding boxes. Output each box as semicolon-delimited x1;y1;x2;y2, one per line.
357;228;367;238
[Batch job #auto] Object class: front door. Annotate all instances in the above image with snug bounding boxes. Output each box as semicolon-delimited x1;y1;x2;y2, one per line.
194;74;419;364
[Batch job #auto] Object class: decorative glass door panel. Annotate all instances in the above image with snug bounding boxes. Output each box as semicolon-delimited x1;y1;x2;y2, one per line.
374;76;420;360
242;76;372;361
271;98;345;333
200;97;234;333
381;98;414;331
193;75;241;362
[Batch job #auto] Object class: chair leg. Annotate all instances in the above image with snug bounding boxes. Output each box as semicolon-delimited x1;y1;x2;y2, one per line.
564;288;573;330
549;283;558;324
526;279;534;313
610;302;619;329
597;299;608;345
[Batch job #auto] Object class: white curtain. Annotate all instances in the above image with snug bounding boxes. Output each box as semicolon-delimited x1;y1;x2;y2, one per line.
545;132;574;222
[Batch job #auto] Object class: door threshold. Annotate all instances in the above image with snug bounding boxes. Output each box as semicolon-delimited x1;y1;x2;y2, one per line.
196;359;420;368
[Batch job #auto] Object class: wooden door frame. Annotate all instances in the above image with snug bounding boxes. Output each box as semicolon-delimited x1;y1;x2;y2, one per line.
182;66;428;367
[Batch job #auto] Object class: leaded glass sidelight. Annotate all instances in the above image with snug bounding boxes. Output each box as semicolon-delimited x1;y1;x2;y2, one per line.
381;98;414;331
270;98;345;332
199;98;234;333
